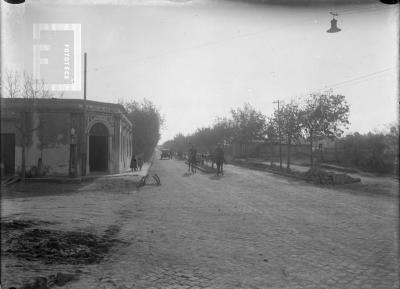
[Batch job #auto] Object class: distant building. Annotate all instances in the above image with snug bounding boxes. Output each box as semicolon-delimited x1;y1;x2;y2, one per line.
0;98;133;177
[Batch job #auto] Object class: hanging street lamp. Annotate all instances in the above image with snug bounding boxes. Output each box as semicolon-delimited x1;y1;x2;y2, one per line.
327;12;341;33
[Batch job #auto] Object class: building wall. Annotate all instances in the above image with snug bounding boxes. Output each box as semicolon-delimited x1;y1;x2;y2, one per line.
1;111;71;176
22;112;71;175
35;112;71;175
117;115;132;173
112;115;120;173
1;99;133;177
1;115;20;175
85;110;132;174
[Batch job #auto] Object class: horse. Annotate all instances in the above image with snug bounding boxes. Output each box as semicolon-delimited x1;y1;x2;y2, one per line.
188;154;197;173
215;157;224;176
187;149;197;174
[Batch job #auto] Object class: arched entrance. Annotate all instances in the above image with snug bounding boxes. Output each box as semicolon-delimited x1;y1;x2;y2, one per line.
89;122;109;172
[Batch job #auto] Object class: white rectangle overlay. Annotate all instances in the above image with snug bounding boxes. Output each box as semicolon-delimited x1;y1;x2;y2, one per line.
33;23;81;91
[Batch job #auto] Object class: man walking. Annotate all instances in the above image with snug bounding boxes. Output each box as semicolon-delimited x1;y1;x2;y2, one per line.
130;155;137;172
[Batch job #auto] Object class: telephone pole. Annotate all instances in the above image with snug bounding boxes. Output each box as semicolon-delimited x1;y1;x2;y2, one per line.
273;100;283;170
82;52;87;176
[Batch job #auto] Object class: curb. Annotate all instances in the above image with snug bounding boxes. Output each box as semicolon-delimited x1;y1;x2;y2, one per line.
184;161;216;174
230;161;304;181
23;177;85;184
230;161;361;185
16;158;156;185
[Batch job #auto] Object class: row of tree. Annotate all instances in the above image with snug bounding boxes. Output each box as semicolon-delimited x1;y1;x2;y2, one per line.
121;99;164;161
164;92;350;169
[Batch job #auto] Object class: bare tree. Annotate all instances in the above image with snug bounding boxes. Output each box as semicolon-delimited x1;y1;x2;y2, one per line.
22;72;52;99
5;70;21;98
4;70;54;182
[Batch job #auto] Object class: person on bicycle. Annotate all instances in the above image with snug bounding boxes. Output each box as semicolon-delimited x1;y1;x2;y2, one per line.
188;144;197;173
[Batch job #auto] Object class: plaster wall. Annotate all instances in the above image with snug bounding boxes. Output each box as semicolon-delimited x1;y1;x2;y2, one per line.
14;112;72;175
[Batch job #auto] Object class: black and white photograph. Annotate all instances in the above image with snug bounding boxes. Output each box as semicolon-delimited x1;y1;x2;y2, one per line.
0;0;399;288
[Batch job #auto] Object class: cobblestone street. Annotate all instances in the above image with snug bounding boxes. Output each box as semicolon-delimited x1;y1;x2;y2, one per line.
2;157;399;289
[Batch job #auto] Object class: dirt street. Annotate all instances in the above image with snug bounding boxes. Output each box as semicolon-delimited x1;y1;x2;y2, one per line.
2;157;398;289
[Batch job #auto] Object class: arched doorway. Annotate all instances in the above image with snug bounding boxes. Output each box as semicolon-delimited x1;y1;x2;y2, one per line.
89;122;109;172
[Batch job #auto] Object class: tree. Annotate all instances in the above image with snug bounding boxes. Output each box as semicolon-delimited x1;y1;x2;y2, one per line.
164;116;234;158
188;118;235;153
386;124;399;175
339;126;400;174
163;133;187;157
3;70;53;182
212;117;234;146
5;70;20;98
186;127;213;152
123;99;164;160
265;117;279;166
21;72;52;99
301;93;349;168
277;100;303;170
230;103;267;158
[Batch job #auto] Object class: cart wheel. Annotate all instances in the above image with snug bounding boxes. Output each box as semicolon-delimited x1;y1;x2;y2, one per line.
152;174;161;185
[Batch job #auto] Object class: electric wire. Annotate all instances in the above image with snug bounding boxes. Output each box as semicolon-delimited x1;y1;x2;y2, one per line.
90;4;395;72
87;2;398;98
336;3;391;15
327;67;396;88
309;66;397;94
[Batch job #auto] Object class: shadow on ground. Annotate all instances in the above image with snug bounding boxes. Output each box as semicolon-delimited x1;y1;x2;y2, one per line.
209;175;223;180
2;175;141;200
1;182;88;199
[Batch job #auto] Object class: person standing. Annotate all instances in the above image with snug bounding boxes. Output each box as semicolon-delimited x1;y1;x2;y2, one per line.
138;157;143;171
130;155;137;172
215;143;225;176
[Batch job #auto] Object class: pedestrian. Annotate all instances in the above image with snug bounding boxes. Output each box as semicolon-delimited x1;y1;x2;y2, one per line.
214;143;225;176
130;155;137;172
138;157;143;171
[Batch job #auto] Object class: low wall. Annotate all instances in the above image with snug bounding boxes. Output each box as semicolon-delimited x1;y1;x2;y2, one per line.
231;142;397;173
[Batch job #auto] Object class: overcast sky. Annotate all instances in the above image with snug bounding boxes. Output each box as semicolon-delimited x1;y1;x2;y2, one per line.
1;0;398;143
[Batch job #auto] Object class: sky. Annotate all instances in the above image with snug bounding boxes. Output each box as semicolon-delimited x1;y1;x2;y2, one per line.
1;0;399;143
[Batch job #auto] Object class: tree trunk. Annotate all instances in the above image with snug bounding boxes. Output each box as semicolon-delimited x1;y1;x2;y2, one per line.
21;112;27;184
279;137;282;170
286;137;291;170
334;140;339;163
270;142;273;166
21;137;26;184
310;132;314;169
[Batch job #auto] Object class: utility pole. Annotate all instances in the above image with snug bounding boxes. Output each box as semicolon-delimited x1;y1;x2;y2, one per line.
273;100;282;170
82;52;87;176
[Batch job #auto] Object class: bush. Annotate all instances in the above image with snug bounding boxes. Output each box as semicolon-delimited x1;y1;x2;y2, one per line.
340;132;395;173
